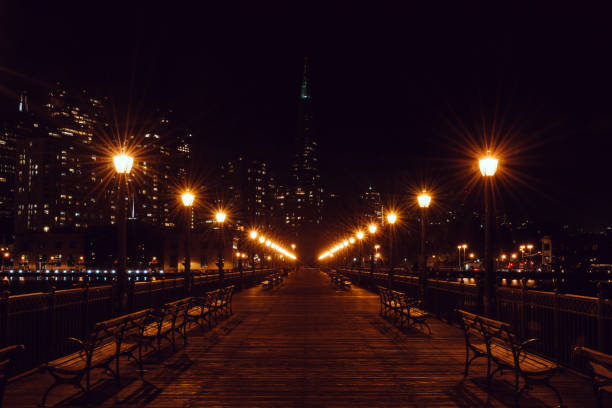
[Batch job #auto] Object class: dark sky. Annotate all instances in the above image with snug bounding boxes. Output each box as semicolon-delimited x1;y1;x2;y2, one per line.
2;2;612;229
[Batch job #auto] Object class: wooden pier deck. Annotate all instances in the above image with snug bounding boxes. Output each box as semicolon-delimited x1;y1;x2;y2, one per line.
4;267;600;407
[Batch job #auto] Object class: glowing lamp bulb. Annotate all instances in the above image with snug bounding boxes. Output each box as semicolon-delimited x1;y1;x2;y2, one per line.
387;213;397;224
215;212;226;223
369;224;377;234
417;191;432;208
479;155;498;176
250;231;258;239
113;154;133;174
181;191;195;207
356;231;364;240
349;237;355;244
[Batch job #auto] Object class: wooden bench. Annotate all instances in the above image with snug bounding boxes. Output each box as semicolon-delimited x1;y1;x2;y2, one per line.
41;308;152;406
330;273;350;289
140;298;191;358
186;293;215;332
393;291;431;334
213;285;234;321
573;346;612;407
0;345;24;408
456;309;563;407
377;287;430;333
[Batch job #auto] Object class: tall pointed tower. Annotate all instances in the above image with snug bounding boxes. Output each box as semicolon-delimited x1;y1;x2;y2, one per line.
288;58;323;256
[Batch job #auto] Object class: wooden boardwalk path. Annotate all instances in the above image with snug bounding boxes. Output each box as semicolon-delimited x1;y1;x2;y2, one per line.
4;267;599;407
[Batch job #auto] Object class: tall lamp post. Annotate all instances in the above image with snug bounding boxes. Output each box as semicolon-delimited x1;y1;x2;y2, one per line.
356;231;364;268
215;211;227;282
113;153;133;314
181;191;194;296
417;191;432;298
479;153;499;317
368;224;377;277
386;212;397;289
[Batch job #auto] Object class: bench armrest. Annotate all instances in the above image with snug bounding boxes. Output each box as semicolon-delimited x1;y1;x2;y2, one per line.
520;338;541;350
65;337;89;360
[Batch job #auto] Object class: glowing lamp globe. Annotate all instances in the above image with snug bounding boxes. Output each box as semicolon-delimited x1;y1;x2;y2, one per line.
259;236;265;244
250;231;258;239
368;224;377;234
387;213;397;225
181;191;195;207
417;191;432;208
479;156;498;176
356;231;364;240
215;212;226;223
113;154;133;174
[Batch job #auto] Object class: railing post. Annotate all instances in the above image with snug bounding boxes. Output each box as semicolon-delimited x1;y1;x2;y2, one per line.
128;279;135;313
458;273;465;311
48;286;56;362
553;289;560;361
0;289;9;348
520;277;527;340
597;282;604;351
82;284;90;339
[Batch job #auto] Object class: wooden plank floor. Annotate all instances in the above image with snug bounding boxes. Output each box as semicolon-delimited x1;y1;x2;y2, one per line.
4;267;601;407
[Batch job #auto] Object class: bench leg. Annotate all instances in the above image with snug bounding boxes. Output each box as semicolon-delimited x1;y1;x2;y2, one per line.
40;376;86;408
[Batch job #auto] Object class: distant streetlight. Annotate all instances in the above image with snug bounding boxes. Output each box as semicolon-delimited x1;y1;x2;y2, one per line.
181;190;194;295
356;231;364;267
250;230;258;240
113;152;133;313
368;224;377;234
215;211;226;223
479;152;498;316
291;243;296;250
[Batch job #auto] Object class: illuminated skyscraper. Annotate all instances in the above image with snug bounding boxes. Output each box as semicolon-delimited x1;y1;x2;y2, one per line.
288;57;323;231
14;85;109;233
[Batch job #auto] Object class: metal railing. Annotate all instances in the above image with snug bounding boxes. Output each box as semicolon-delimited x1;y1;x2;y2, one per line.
0;268;281;375
338;267;612;368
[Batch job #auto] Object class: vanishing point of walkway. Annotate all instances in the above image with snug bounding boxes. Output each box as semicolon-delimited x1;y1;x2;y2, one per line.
5;268;596;407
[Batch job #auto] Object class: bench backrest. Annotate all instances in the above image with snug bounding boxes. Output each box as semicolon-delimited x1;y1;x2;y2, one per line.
94;308;153;347
0;345;24;402
457;309;521;356
573;346;612;381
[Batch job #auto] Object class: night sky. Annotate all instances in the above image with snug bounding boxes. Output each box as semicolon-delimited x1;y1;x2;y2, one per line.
2;2;611;229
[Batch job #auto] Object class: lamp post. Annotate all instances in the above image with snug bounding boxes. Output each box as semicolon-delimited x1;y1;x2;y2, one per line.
479;153;498;316
527;244;533;269
356;231;364;268
369;224;377;277
250;230;258;273
386;212;397;289
113;153;133;314
181;191;194;296
417;191;431;299
215;211;226;282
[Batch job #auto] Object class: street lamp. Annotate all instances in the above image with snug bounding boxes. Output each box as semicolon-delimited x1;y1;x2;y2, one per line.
457;245;462;270
527;244;534;268
356;231;364;267
386;212;397;289
369;224;377;276
479;152;498;316
113;152;133;313
181;191;194;296
215;210;227;280
418;191;432;299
